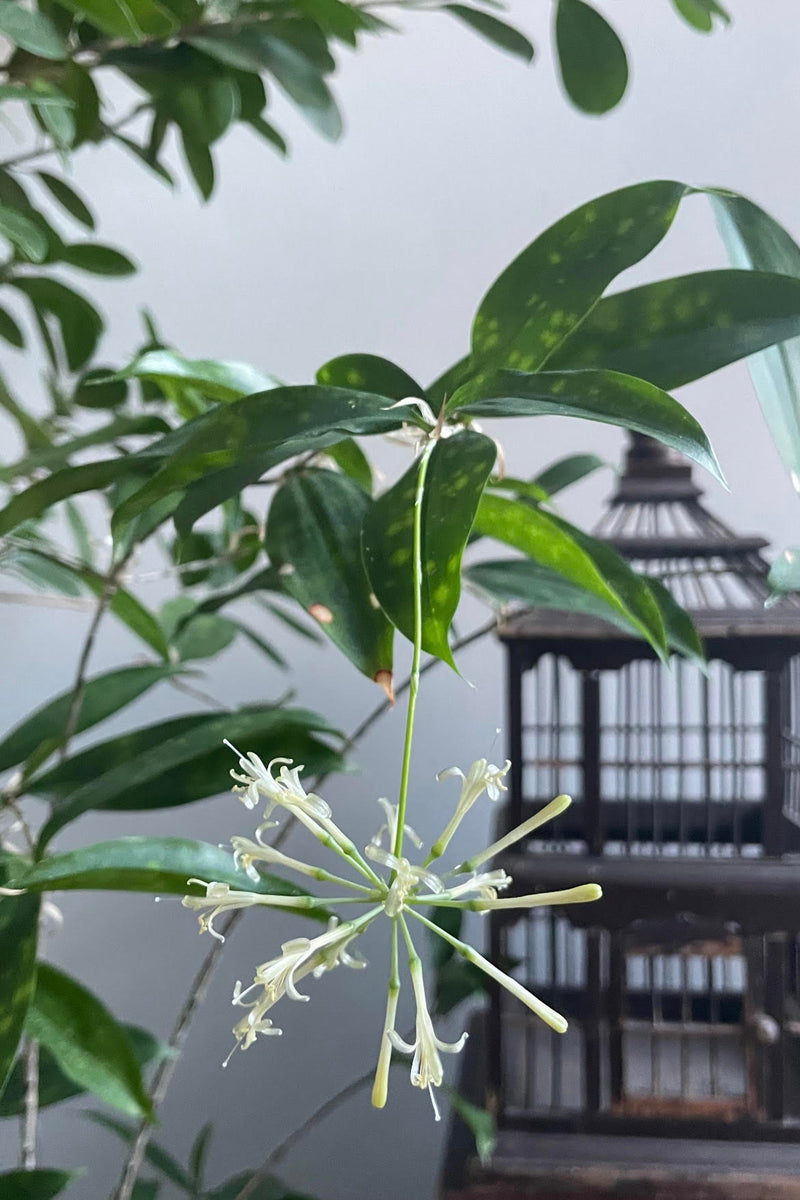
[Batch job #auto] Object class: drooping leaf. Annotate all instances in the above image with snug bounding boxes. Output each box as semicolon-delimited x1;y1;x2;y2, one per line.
0;459;152;537
267;468;394;684
469;180;691;376
533;452;608;496
181;133;215;202
362;431;497;666
451;368;724;484
445;1089;496;1166
0;664;183;774
59;243;137;276
554;0;628;114
0;202;49;262
711;193;800;493
0;1170;80;1199
189;1122;213;1192
0;1023;168;1117
120;349;280;401
36;173;95;230
8;837;324;921
547;269;800;390
0;1;67;58
0;415;169;483
315;352;425;400
26;964;153;1119
472;494;667;656
646;577;705;664
11;276;103;371
444;5;534;61
111;386;415;542
0;855;40;1095
34;707;345;846
258;35;342;139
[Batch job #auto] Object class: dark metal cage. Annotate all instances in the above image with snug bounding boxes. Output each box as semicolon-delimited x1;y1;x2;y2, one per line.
489;435;800;1141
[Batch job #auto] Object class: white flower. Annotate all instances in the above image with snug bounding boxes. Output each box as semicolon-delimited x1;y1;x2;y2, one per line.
181;880;323;941
388;955;467;1120
225;741;331;823
366;843;444;917
369;797;423;854
431;869;513;903
429;758;511;859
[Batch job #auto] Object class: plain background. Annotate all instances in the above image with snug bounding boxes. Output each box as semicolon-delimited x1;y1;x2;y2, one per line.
2;1;800;1195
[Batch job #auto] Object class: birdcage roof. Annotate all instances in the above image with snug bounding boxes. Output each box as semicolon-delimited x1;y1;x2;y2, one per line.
497;434;800;651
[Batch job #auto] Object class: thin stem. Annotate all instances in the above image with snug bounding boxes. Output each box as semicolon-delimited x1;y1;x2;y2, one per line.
0;104;147;172
393;439;435;861
19;1039;39;1169
59;566;121;758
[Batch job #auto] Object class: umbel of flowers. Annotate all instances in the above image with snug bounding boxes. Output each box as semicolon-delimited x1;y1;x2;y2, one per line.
182;745;601;1119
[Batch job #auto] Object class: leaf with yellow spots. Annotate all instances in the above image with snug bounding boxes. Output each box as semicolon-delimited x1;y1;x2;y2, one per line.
466;180;693;387
450;367;724;484
362;431;497;668
0;851;40;1096
547;269;800;391
266;468;394;688
316;352;426;402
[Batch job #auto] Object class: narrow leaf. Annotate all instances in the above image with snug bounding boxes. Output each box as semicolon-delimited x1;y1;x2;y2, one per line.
37;173;95;229
0;855;40;1094
59;243;137;276
0;202;48;262
120;349;280;401
534;452;608;495
445;5;534;61
0;1;67;58
362;431;497;666
0;459;152;538
86;1112;193;1192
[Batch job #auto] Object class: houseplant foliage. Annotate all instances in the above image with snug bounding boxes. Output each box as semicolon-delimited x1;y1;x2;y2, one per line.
3;167;800;1195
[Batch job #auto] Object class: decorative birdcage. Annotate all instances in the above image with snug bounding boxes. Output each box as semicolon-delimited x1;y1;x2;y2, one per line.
488;434;800;1141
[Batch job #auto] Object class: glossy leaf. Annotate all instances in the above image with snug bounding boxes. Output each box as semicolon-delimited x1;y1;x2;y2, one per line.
0;855;40;1095
451;368;724;484
11;277;103;371
0;1;67;58
533;452;608;495
362;431;497;666
472;494;666;654
26;963;153;1119
711;193;800;493
0;664;182;774
316;352;425;400
8;837;323;920
547;269;800;390
33;707;345;846
647;577;705;664
59;243;137;276
111;386;414;542
555;0;628;114
469;180;690;375
120;349;280;401
0;459;151;537
0;1024;167;1117
0;1170;79;1199
0;202;48;262
266;468;394;683
445;5;533;61
36;173;95;229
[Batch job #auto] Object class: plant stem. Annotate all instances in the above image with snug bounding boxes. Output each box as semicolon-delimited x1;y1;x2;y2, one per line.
19;1039;39;1170
393;439;435;861
59;571;118;759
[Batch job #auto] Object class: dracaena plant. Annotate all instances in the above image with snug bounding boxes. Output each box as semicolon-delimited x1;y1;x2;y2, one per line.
3;174;799;1199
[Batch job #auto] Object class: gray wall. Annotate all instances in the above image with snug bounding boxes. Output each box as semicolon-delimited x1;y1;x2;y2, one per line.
2;1;800;1195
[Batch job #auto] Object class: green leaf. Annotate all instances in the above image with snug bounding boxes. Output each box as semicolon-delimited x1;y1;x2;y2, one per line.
266;469;394;684
768;547;800;597
230;619;288;670
0;1;67;58
121;349;280;401
0;856;40;1095
0;303;24;348
316;352;425;399
193;564;284;617
671;0;730;32
647;577;705;664
554;0;628;114
472;494;667;656
0;459;153;538
547;269;800;390
0;1170;79;1199
0;84;73;107
427;354;473;413
86;1112;193;1193
9;837;323;919
533;452;608;496
132;1183;159;1200
0;202;49;263
59;243;137;276
33;707;345;846
469;180;691;376
181;134;215;202
0;415;169;483
445;1089;496;1166
11;276;103;371
0;373;48;448
0;1023;168;1117
451;368;724;484
207;1174;314;1200
444;5;534;61
73;366;129;409
173;612;238;661
26;964;153;1119
259;35;342;139
0;664;182;774
434;956;487;1015
711;193;800;494
50;0;144;38
111;386;414;543
189;1122;213;1191
36;173;95;229
362;431;497;666
324;438;373;492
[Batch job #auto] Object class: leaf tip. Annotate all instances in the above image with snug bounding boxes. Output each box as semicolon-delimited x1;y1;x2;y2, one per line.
374;669;395;705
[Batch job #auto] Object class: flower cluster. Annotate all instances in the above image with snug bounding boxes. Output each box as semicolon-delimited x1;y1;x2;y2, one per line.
182;744;601;1118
